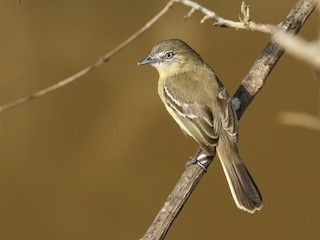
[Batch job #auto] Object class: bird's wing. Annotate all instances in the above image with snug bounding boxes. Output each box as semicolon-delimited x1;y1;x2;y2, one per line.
163;85;219;148
216;86;238;143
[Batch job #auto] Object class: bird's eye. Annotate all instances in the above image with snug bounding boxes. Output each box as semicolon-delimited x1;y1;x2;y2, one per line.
165;51;174;59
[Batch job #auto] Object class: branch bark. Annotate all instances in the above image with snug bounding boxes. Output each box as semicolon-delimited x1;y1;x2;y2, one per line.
141;0;316;239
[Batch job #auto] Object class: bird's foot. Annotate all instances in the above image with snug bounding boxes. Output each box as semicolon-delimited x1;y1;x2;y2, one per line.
185;147;214;171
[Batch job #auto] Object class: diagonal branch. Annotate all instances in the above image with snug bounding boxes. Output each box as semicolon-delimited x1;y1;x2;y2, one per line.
141;0;316;239
0;0;176;113
0;0;296;113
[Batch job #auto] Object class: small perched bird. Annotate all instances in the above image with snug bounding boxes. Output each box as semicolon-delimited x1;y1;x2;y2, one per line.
138;39;262;213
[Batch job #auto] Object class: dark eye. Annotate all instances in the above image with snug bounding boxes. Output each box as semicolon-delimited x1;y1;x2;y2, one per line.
165;51;174;59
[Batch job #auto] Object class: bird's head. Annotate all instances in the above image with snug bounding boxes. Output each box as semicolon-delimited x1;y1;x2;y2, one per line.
138;39;203;77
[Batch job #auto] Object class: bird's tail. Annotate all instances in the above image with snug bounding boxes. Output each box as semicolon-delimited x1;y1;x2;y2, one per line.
216;133;263;213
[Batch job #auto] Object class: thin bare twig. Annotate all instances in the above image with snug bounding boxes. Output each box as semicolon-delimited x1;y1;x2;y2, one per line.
141;0;316;239
0;0;285;113
0;0;176;113
177;0;277;33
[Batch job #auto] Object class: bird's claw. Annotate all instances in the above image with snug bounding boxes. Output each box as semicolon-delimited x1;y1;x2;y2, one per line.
185;147;213;171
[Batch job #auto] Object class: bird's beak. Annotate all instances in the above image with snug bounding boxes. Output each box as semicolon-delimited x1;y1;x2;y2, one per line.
137;56;159;65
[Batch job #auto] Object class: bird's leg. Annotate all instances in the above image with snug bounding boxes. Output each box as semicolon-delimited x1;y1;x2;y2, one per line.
186;147;204;166
185;147;214;171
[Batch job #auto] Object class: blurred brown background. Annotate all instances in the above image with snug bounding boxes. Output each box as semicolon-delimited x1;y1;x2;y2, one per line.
0;1;319;239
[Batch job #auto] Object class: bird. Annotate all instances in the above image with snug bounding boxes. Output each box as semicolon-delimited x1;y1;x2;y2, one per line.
137;39;262;213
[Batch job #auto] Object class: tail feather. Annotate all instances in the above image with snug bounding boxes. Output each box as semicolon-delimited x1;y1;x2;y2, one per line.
216;134;263;213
